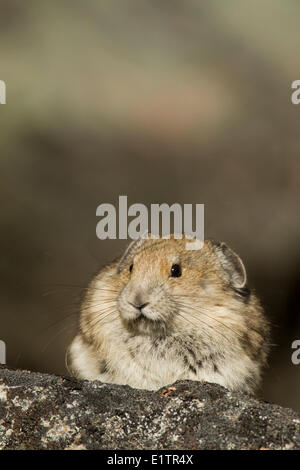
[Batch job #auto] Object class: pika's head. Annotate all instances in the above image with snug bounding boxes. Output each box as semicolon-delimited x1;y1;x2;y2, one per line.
115;236;257;337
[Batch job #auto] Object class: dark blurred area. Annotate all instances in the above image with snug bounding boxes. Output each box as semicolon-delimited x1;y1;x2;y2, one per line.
0;0;299;410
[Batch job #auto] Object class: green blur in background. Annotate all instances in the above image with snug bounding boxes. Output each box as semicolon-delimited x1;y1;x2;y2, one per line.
0;0;299;410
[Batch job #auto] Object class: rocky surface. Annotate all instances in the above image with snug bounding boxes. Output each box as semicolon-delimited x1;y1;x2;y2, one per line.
0;366;299;450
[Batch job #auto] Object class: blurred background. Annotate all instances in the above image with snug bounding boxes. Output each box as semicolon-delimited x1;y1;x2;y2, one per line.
0;0;299;410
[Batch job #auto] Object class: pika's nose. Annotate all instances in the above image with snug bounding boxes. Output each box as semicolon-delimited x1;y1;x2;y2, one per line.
129;302;149;312
128;294;149;312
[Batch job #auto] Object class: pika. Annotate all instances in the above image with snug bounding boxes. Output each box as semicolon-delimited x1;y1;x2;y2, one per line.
67;236;270;393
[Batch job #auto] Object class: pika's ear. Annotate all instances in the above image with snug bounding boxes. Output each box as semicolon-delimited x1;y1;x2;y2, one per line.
213;241;247;291
117;238;148;272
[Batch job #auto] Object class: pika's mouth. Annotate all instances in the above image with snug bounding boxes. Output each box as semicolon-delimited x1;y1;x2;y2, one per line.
129;310;162;327
133;311;152;322
123;308;168;336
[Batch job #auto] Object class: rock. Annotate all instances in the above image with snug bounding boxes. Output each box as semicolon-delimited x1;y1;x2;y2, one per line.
0;366;299;450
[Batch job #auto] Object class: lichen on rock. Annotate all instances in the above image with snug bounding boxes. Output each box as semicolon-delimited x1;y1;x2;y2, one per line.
0;366;299;450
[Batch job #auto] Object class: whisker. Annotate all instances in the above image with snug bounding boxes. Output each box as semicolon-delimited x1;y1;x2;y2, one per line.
41;323;75;354
175;309;215;342
39;312;79;335
176;299;244;340
64;295;118;315
84;303;117;320
178;305;232;345
81;298;117;310
83;310;119;332
41;283;119;296
177;302;230;341
53;299;116;318
82;304;119;331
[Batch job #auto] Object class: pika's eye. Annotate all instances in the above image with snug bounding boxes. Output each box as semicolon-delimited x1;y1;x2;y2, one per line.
129;264;133;273
170;264;181;277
